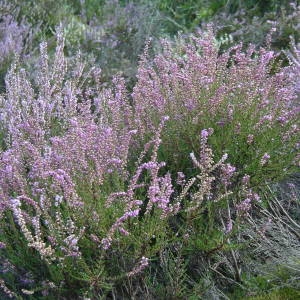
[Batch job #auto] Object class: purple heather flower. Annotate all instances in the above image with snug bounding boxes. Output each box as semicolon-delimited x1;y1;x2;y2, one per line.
201;129;209;139
225;219;233;234
10;198;21;208
118;227;129;236
236;198;252;213
123;209;139;218
201;128;214;140
247;134;254;144
221;163;236;186
260;153;270;166
242;174;250;186
101;237;112;250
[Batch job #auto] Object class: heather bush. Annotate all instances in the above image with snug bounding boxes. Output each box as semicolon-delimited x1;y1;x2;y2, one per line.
0;3;299;298
227;180;300;299
133;28;299;187
0;33;141;297
0;32;268;298
0;11;34;92
211;1;300;52
76;0;165;85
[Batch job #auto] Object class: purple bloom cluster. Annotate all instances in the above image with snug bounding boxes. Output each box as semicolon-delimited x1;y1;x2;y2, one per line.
221;163;236;187
0;15;30;64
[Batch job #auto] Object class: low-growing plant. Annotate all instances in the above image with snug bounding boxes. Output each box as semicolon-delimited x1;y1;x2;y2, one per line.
0;31;263;298
0;10;34;92
76;0;166;86
132;27;299;187
211;1;300;52
226;179;300;299
0;22;299;299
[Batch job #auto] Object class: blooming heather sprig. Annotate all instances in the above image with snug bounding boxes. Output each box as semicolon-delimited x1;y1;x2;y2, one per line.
146;172;177;217
190;128;216;173
10;196;56;263
61;229;85;258
105;161;159;208
145;116;181;217
235;178;260;216
260;153;270;166
220;163;236;187
186;132;235;213
42;169;83;208
242;174;251;186
101;209;140;250
127;256;149;277
236;198;252;215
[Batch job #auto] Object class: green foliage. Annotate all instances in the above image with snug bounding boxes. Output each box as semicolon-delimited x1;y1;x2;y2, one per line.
249;288;300;300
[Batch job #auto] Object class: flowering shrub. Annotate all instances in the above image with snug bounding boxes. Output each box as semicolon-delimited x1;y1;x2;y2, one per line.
67;0;165;85
285;38;300;98
133;27;299;186
210;1;300;51
0;22;299;298
0;13;33;92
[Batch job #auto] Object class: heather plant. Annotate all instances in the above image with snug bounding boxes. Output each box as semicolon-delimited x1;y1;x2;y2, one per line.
210;1;300;52
285;38;300;99
0;32;142;298
76;0;165;86
0;12;34;92
132;27;299;188
0;33;261;298
0;6;299;297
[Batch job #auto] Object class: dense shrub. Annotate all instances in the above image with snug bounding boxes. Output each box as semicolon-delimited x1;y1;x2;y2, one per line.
211;1;300;52
133;27;299;187
77;0;165;85
0;3;299;299
0;10;34;92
